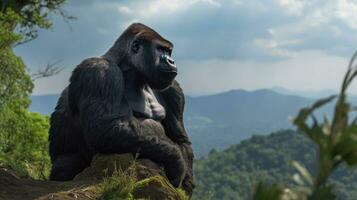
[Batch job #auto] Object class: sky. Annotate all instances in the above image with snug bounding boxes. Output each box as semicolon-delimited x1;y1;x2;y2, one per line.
14;0;357;96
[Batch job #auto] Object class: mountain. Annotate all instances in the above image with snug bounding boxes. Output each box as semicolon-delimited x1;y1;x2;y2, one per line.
30;89;336;157
193;130;357;200
271;86;337;98
184;89;322;156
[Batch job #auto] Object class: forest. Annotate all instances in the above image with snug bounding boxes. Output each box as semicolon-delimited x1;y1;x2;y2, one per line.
194;130;357;200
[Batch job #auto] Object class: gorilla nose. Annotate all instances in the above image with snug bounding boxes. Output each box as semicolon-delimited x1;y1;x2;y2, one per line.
161;55;177;72
166;57;175;65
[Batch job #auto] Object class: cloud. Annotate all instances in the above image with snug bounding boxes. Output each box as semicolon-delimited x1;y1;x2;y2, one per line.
254;37;301;57
118;0;221;19
254;0;357;59
13;0;357;95
335;0;357;30
277;0;311;16
118;6;133;15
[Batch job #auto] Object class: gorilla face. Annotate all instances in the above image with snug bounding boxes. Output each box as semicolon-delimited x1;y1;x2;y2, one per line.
129;33;177;90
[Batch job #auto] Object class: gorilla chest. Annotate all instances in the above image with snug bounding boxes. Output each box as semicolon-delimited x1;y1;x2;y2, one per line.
124;85;166;121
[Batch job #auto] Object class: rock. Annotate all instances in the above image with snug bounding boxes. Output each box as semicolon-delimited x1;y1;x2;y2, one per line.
0;167;85;200
0;154;188;200
73;153;135;181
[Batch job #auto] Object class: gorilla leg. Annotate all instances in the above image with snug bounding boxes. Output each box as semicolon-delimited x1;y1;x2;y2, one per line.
180;143;195;197
50;154;88;181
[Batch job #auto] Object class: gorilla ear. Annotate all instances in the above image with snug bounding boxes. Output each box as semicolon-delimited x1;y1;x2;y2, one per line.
131;39;140;54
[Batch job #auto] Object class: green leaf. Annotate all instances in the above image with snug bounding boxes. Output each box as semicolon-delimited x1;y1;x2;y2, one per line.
291;161;313;187
293;95;337;144
334;125;357;166
252;182;283;200
308;185;336;200
294;95;336;129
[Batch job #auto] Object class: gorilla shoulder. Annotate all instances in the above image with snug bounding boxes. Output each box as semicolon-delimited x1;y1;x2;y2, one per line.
76;57;113;71
71;57;122;82
68;57;124;114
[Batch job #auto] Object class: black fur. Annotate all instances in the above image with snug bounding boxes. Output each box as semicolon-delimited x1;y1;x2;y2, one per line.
49;23;194;196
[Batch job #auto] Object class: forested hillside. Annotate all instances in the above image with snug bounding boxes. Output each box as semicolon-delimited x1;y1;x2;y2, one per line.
193;130;357;200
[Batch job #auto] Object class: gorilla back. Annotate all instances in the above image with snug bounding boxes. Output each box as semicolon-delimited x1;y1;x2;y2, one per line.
48;23;195;196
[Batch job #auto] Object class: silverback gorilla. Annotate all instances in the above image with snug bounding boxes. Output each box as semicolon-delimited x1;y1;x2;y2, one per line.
48;23;195;195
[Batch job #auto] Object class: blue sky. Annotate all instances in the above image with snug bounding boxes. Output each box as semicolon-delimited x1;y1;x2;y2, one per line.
14;0;357;95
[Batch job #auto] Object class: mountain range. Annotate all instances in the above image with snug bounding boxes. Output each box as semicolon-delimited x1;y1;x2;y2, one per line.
30;88;350;157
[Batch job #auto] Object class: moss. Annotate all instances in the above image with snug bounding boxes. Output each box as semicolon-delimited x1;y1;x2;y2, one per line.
98;171;189;200
132;176;189;200
176;188;189;200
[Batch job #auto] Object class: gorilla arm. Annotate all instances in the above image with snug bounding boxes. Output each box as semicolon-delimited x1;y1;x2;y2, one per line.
68;58;186;186
159;80;195;196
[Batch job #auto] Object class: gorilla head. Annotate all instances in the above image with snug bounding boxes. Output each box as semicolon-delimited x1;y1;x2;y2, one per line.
105;23;177;90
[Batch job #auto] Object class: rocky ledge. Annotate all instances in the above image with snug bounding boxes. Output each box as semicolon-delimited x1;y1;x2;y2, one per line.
0;154;188;200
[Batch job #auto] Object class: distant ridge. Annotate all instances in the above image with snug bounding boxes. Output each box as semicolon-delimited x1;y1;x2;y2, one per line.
30;88;339;156
184;88;317;156
271;86;337;98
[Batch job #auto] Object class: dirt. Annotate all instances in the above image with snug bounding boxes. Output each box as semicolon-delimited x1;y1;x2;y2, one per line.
0;167;99;200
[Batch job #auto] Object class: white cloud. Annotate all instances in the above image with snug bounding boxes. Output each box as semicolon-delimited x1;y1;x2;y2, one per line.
200;0;221;7
335;0;357;30
255;0;357;58
277;0;311;16
118;6;133;15
254;37;301;57
118;0;221;19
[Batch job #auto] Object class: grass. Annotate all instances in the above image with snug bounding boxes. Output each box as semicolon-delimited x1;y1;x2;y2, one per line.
97;163;138;200
97;161;190;200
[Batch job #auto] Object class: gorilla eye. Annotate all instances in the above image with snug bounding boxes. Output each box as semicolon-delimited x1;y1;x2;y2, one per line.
132;40;140;53
158;46;172;55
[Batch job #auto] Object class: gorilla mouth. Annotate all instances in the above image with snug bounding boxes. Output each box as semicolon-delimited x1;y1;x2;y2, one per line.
160;66;177;74
159;62;177;74
161;69;177;75
161;70;177;79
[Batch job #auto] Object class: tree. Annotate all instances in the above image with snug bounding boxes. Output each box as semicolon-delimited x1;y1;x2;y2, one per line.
0;0;69;179
0;0;73;45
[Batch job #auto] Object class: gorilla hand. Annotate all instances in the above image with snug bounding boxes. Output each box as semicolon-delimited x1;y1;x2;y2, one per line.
126;118;187;187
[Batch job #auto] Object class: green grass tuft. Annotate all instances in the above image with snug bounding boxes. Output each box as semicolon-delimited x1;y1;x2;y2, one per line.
97;163;137;200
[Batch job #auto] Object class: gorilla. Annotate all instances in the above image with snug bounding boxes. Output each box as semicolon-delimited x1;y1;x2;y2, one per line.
48;23;194;195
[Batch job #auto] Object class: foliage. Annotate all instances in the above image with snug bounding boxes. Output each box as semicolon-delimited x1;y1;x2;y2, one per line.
0;9;33;109
0;109;50;179
252;183;284;200
193;130;309;200
193;129;357;200
0;0;73;45
0;0;69;179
